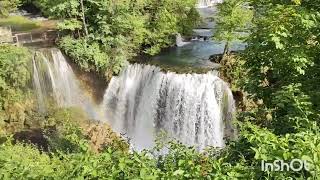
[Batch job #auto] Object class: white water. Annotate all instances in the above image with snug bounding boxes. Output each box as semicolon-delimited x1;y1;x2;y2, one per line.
32;50;235;151
197;0;223;8
32;49;103;120
104;64;235;150
176;33;191;47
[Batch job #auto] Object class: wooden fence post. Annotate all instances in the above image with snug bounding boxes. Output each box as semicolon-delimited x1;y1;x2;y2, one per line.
16;35;19;46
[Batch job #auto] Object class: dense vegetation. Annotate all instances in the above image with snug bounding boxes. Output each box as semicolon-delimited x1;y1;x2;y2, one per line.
32;0;201;79
0;0;320;179
0;0;21;17
213;0;253;58
215;0;320;178
0;45;33;134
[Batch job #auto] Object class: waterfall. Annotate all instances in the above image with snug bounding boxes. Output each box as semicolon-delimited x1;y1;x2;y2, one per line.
32;49;103;120
197;0;223;8
32;55;46;113
103;64;235;150
32;49;235;151
176;33;191;47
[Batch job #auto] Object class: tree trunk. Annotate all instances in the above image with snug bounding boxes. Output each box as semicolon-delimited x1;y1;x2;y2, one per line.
80;0;89;37
222;41;230;59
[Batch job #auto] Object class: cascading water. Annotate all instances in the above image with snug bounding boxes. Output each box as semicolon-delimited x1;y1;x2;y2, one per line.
32;49;103;120
176;33;191;47
197;0;223;8
103;64;235;150
32;49;235;151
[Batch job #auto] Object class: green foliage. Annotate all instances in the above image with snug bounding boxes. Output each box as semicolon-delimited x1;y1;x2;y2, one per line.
57;19;82;31
271;83;316;133
59;36;125;79
0;45;34;134
213;0;320;178
1;122;318;179
0;15;40;32
59;37;106;73
0;0;319;179
142;0;201;55
213;0;253;55
32;0;200;76
0;45;30;90
244;1;320;98
0;130;248;179
0;0;20;17
239;0;320;134
0;141;65;179
241;122;320;179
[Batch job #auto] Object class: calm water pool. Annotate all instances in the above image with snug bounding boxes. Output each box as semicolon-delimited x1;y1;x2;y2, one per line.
151;40;245;68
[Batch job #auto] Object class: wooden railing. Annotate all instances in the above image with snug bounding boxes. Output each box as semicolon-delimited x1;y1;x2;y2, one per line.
0;28;59;46
12;30;58;46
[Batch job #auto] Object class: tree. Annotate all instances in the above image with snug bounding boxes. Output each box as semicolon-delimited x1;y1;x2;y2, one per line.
0;0;20;17
79;0;88;36
242;0;320;133
32;0;200;79
213;0;253;58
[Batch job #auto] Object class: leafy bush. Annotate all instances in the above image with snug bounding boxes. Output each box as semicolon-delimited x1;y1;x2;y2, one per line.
240;122;320;179
213;0;320;179
0;142;65;179
0;45;34;134
1;121;318;179
59;36;125;79
0;0;20;17
214;0;253;57
33;0;201;75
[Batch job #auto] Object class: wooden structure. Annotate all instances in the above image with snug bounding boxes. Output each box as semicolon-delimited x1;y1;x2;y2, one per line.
12;30;58;46
0;27;58;46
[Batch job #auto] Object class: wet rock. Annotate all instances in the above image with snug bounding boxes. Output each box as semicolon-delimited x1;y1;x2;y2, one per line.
13;129;50;151
209;54;223;63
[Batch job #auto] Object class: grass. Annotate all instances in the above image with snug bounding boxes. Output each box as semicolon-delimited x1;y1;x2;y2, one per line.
0;15;40;32
0;15;57;33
